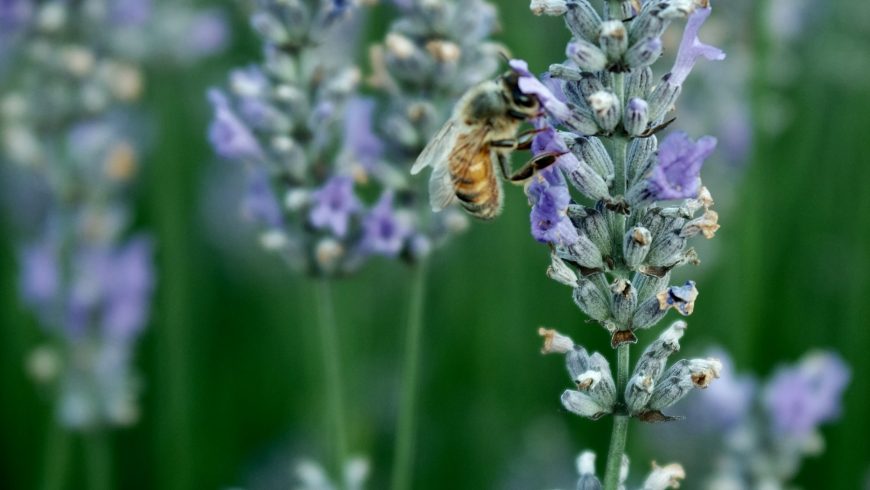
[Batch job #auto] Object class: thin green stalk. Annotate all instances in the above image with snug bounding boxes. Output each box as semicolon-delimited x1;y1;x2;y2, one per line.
390;261;428;490
602;343;630;490
314;279;347;482
84;430;112;490
40;424;71;490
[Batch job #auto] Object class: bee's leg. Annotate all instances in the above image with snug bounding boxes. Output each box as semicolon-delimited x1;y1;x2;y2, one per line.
491;139;518;149
508;152;565;182
507;109;528;120
641;117;677;137
514;128;546;150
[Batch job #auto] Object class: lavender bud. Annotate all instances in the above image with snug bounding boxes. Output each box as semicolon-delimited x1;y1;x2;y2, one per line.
631;295;668;330
547;254;580;287
571;137;613;182
576;452;603;490
587;352;617;406
605;0;635;20
574;208;612;257
642;463;686;490
634;271;670;302
647;357;722;411
623;97;650;137
538;327;575;354
565;234;605;269
646;76;682;123
589;91;621;132
610;278;637;326
599;20;628;61
560;153;612;201
626;66;653;100
251;11;291;45
563;75;602;111
566;346;592;379
625;37;663;69
627;135;657;186
566;39;608;73
623;226;651;268
656;281;698;316
530;0;569;16
626;322;686;415
573;277;611;321
564;0;602;42
646;231;686;267
680;209;720;239
561;389;610;419
548;63;584;80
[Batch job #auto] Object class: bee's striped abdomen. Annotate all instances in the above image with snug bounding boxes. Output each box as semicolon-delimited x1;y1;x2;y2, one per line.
448;137;502;220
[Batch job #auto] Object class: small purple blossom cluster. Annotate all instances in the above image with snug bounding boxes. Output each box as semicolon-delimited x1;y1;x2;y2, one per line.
208;0;420;275
0;1;227;429
208;0;504;275
656;350;851;488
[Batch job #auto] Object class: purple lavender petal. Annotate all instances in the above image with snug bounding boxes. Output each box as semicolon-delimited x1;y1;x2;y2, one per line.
243;171;283;227
19;240;59;307
309;175;360;238
669;7;726;87
361;191;411;257
509;59;574;123
101;237;155;340
763;352;851;437
207;89;264;161
527;166;579;246
647;132;716;201
109;0;153;27
0;0;33;30
185;9;229;58
343;97;384;170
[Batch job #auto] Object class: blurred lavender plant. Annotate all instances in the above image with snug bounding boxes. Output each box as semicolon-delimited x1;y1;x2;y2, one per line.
366;0;505;257
0;0;227;486
503;0;728;487
653;350;851;489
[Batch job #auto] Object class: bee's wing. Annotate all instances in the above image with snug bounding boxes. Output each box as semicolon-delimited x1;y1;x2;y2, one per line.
410;119;459;175
429;158;457;212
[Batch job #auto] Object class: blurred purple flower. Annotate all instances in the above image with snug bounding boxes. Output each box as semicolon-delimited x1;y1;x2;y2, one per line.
361;191;410;257
309;175;360;237
647;132;717;201
110;0;153;26
669;7;726;87
231;66;270;98
208;89;264;160
243;171;283;227
186;9;230;59
0;0;32;30
342;97;383;170
763;351;851;437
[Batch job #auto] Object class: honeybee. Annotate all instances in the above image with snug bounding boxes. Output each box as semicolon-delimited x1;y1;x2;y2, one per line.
410;71;560;220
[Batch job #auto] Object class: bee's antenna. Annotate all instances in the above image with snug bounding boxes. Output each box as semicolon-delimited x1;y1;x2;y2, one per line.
496;48;512;66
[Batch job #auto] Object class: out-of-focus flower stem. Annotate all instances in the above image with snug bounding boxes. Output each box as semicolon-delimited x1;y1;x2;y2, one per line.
391;261;428;490
85;429;112;490
603;344;630;490
40;423;71;490
314;279;348;481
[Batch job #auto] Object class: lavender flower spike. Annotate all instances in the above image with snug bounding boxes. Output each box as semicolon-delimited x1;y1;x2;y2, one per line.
641;132;717;202
669;6;726;87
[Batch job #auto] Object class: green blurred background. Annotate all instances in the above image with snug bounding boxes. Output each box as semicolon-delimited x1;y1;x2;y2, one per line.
1;0;869;488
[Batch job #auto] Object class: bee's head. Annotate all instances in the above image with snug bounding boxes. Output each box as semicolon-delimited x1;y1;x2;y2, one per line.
500;71;539;118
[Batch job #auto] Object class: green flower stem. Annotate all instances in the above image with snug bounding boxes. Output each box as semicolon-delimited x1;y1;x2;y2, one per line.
40;424;71;490
603;343;630;490
314;279;348;482
85;430;112;490
390;261;428;490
